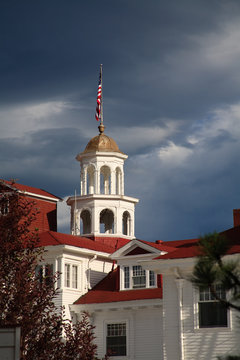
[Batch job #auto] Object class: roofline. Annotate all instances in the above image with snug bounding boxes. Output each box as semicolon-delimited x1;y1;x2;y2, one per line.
0;180;61;202
43;244;112;258
76;151;128;161
70;298;162;312
67;194;139;205
110;238;163;259
20;190;62;202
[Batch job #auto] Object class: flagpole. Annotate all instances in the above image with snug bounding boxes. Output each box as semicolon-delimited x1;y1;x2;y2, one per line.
100;64;103;125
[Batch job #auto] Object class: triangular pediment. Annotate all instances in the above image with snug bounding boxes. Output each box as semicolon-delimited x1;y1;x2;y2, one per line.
110;239;162;259
125;246;151;256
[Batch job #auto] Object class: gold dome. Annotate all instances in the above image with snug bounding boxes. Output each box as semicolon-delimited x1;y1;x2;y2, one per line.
83;124;124;154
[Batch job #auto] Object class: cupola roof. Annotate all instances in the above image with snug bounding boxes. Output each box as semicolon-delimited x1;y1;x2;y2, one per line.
83;124;124;154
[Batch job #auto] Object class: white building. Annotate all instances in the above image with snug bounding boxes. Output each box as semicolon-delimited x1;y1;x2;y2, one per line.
7;122;240;359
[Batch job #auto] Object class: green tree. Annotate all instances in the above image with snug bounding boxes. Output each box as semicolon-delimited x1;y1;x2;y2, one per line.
0;183;107;360
191;232;240;360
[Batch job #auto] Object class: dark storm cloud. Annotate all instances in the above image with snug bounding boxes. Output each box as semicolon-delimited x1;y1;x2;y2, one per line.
1;0;240;240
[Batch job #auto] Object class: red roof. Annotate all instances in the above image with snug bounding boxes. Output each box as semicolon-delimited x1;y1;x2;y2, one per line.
75;268;162;304
38;231;116;254
92;236;130;250
1;180;61;201
138;239;177;253
154;226;240;260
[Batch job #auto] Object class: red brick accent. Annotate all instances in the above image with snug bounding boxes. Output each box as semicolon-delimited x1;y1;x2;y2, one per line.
233;209;240;227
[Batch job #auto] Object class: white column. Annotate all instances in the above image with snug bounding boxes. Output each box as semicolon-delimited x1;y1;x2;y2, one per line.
83;166;87;195
80;167;84;195
122;167;125;195
111;169;116;195
175;275;185;360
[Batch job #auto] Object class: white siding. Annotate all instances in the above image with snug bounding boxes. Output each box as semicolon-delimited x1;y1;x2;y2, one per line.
163;272;240;360
89;258;113;288
92;306;163;360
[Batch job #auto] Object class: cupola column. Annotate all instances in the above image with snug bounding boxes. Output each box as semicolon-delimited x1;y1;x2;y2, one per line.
83;166;87;195
80;168;84;196
111;169;116;195
94;169;99;195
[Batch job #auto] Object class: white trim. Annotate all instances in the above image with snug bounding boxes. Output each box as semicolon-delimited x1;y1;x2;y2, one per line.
70;298;162;313
67;194;139;205
19;190;60;202
63;259;81;290
110;239;162;259
193;286;232;331
104;319;129;359
44;244;112;259
120;265;157;291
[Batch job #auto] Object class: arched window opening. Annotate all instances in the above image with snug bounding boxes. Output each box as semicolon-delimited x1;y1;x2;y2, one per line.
80;209;91;234
100;209;114;234
87;165;95;195
100;166;111;195
122;211;130;236
116;167;122;195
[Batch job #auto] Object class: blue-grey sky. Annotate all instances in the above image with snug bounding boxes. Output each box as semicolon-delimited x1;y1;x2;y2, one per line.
1;0;240;241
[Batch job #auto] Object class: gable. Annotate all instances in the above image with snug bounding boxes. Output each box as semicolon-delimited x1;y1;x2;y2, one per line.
125;246;151;256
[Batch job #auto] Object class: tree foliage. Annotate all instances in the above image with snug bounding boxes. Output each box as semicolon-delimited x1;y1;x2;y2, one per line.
0;184;107;360
191;232;240;311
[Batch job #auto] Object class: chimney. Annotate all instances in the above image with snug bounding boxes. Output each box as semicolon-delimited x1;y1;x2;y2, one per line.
233;209;240;227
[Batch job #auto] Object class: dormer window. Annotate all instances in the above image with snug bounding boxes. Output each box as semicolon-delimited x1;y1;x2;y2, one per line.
122;265;155;290
132;265;146;288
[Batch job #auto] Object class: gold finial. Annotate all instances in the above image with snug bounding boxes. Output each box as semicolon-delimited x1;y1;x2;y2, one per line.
98;123;105;134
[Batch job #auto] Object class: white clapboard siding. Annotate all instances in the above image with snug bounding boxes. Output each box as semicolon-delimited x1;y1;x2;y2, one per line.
163;273;240;360
92;306;163;360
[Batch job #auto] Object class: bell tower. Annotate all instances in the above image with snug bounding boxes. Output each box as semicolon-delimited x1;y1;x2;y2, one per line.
67;123;139;239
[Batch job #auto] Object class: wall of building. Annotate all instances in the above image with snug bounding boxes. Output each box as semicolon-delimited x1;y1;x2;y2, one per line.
162;273;240;360
44;251;113;320
92;306;163;360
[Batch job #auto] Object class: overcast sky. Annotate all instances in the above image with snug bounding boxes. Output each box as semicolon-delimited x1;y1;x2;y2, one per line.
1;0;240;241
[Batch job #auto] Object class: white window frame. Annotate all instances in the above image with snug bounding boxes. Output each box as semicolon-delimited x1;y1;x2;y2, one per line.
121;265;156;290
64;262;80;290
193;286;231;330
104;320;128;359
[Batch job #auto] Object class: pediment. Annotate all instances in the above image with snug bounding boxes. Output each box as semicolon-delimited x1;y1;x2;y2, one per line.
110;239;162;259
125;246;151;256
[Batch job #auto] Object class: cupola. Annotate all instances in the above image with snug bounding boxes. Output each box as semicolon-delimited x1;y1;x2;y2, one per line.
67;67;138;240
67;124;138;240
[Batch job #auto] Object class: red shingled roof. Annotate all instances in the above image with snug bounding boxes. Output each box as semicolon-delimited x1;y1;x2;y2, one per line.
1;180;61;201
154;226;240;260
92;236;130;250
38;231;116;253
138;239;177;253
75;268;162;304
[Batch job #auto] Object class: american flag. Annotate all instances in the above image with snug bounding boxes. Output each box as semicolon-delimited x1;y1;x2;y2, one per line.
95;70;102;121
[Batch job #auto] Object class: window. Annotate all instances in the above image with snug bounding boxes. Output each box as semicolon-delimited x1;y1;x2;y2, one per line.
106;323;126;357
149;270;155;287
132;265;146;288
199;285;228;328
64;263;79;289
123;265;156;290
0;198;9;215
124;266;130;289
36;264;53;286
72;265;78;289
